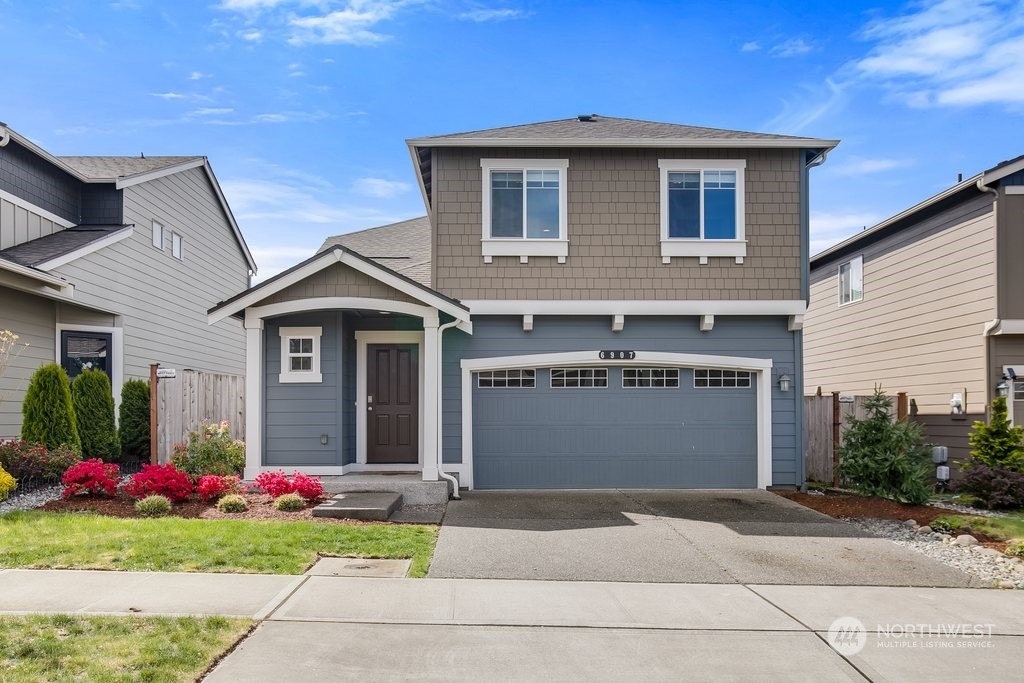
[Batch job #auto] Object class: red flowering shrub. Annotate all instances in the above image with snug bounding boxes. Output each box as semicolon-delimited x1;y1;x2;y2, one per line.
290;471;324;502
61;459;120;497
123;463;193;502
0;440;81;481
253;470;294;497
196;474;245;501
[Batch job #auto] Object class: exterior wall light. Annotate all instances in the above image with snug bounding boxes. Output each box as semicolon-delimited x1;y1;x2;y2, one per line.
778;374;792;392
997;381;1010;398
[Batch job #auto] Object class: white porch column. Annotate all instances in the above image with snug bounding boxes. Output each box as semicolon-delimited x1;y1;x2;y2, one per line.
243;316;264;481
421;314;440;481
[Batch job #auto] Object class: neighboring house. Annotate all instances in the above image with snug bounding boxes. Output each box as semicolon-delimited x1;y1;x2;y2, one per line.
804;154;1024;464
210;115;837;489
0;123;256;439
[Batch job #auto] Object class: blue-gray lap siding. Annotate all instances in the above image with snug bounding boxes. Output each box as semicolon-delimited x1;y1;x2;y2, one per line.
442;316;801;488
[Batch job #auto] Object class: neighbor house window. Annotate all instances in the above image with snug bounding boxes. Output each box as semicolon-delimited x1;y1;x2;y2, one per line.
477;369;536;388
152;220;163;250
480;159;569;262
551;368;608;388
658;159;746;260
623;368;680;388
171;232;183;260
694;369;751;388
279;327;322;383
839;255;863;305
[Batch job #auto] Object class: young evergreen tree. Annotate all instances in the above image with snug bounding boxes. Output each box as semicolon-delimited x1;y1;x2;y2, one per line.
118;379;151;460
21;363;80;451
966;396;1024;472
71;369;119;460
837;385;932;504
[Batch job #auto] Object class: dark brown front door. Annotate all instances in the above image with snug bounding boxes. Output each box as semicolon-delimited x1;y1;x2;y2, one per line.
367;343;419;464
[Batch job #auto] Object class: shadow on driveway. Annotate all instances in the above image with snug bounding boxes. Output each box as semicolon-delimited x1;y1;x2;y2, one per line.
428;489;978;586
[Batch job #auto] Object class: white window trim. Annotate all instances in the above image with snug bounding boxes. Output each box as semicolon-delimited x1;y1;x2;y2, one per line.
55;323;124;422
658;159;747;261
171;232;183;260
480;158;569;263
838;255;864;306
152;220;164;251
279;326;322;383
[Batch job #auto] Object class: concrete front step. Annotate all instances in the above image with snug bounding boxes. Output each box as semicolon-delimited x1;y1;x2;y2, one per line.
312;492;403;521
319;473;450;505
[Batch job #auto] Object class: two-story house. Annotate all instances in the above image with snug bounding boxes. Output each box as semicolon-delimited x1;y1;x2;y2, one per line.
0;123;256;439
805;154;1024;465
210;115;837;490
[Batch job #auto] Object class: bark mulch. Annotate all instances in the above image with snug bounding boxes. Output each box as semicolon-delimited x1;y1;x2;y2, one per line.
774;490;956;526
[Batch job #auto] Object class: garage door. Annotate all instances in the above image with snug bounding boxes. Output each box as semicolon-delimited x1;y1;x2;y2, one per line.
472;366;757;489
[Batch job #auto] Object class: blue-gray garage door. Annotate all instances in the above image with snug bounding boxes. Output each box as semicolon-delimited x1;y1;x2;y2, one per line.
472;366;757;489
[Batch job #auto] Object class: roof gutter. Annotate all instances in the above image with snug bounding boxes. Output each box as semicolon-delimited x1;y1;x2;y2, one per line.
406;136;841;149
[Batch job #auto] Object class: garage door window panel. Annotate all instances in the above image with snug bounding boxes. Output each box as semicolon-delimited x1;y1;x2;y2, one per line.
623;368;680;388
477;369;535;388
694;369;751;388
551;368;608;388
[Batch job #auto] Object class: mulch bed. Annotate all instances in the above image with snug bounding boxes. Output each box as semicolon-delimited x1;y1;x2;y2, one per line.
37;493;386;526
775;490;1008;550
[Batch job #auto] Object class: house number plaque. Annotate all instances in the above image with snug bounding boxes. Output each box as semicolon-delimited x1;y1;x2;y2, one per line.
599;350;636;360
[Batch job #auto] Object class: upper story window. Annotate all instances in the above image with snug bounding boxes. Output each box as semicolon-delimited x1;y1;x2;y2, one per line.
279;326;322;384
171;232;184;260
658;159;747;263
839;255;863;305
152;220;164;250
480;159;569;264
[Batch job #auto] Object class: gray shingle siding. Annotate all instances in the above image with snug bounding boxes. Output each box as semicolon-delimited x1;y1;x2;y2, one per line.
80;186;123;225
0;141;80;222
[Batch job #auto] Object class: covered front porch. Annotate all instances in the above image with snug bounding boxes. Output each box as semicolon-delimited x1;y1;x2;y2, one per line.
207;246;472;486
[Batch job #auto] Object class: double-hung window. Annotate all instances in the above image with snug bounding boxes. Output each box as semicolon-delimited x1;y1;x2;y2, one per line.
279;327;322;383
480;159;569;263
838;255;863;305
658;159;746;262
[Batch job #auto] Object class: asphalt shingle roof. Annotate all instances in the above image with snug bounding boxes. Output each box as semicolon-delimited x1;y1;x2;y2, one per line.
59;156;203;180
409;115;830;144
319;216;431;286
0;225;130;268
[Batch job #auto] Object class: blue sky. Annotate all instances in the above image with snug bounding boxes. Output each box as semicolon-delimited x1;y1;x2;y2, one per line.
2;0;1022;278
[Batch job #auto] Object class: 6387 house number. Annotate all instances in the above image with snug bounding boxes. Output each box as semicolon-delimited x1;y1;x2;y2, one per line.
599;350;636;360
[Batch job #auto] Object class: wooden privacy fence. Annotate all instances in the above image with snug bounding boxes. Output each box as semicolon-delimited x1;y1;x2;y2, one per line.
154;369;245;463
804;392;906;484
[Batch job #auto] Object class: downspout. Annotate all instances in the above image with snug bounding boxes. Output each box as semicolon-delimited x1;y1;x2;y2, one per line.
0;126;10;147
436;319;461;499
977;177;1000;418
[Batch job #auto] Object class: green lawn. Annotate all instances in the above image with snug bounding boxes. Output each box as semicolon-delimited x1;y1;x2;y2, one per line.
0;614;251;683
0;512;437;576
931;513;1024;543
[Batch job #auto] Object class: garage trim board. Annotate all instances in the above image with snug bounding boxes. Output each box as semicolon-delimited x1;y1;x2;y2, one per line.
460;350;773;490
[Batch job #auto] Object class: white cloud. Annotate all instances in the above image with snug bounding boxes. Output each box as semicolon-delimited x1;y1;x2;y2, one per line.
188;71;210;80
249;245;318;281
771;38;813;57
151;91;187;100
192;107;235;116
351;177;411;198
239;28;264;41
831;157;914;175
809;211;883;255
741;41;760;52
457;8;523;22
287;1;409;46
219;0;291;10
765;78;847;134
854;0;1024;108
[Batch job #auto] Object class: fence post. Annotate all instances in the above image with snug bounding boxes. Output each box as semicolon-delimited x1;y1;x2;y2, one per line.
149;363;159;465
831;391;841;487
896;392;909;421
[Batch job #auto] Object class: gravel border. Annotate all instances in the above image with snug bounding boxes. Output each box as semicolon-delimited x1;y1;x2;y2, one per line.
852;517;1024;589
0;485;62;514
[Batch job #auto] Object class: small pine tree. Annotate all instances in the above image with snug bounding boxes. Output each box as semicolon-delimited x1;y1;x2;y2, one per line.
21;363;80;451
967;397;1024;472
837;385;932;504
119;379;151;460
71;369;119;461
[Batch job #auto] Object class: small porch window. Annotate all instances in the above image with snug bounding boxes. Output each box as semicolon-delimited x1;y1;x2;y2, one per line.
279;326;322;383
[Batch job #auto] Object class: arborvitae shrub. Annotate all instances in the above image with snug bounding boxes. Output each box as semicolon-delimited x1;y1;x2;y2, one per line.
21;364;79;451
119;379;151;461
71;369;119;461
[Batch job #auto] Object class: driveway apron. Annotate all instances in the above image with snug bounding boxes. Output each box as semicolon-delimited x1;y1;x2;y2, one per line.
427;489;975;586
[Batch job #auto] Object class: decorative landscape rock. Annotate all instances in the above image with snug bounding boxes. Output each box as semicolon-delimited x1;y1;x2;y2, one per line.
956;534;979;547
916;525;932;534
903;519;918;527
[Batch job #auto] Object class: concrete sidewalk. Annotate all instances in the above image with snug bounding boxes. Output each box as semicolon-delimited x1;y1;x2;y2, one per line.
3;568;1024;681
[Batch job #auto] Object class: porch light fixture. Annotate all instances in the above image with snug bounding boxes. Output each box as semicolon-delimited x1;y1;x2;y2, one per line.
996;381;1010;398
778;374;792;392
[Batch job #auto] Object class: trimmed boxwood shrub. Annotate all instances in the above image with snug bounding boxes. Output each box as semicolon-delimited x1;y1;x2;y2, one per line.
216;494;248;513
135;494;172;517
118;379;150;461
21;364;80;452
71;369;119;461
273;492;306;511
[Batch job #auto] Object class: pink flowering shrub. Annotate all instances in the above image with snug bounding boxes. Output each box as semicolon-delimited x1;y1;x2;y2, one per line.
196;474;245;501
123;463;193;503
253;470;324;501
61;459;120;497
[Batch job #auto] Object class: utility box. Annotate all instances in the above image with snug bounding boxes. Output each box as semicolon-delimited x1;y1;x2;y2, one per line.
932;446;949;464
936;465;951;482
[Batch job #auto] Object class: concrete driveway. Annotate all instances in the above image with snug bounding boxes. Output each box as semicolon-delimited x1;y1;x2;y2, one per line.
428;489;976;586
